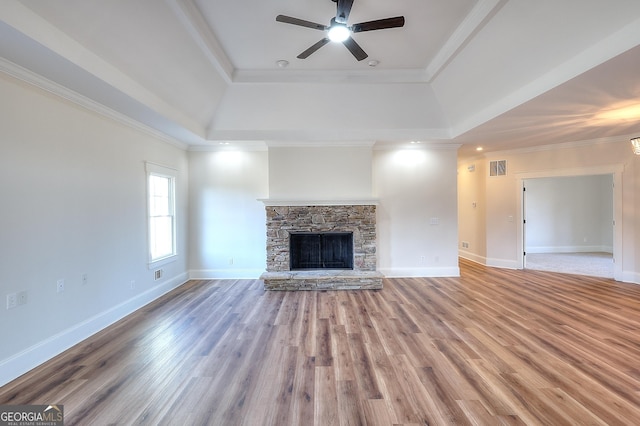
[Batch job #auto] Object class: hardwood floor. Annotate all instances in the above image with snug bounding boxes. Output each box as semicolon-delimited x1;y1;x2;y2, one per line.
2;259;640;425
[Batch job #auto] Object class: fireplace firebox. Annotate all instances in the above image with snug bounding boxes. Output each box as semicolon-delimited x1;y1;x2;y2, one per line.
290;232;353;270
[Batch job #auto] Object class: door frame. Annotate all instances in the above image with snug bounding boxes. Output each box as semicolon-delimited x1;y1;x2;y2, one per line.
515;164;624;281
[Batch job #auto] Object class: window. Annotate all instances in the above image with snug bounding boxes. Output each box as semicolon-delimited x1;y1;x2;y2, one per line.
146;163;176;265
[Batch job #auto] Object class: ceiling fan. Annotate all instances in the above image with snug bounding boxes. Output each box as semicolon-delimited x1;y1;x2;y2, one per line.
276;0;405;61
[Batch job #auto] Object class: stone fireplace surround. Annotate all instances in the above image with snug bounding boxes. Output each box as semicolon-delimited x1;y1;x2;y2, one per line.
259;200;383;290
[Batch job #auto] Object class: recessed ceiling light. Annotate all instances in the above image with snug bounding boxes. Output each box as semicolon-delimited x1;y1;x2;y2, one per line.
368;60;380;67
276;59;289;68
476;146;483;151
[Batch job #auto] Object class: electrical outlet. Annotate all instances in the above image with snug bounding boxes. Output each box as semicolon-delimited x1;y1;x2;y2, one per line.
130;280;136;289
17;291;27;305
57;279;65;293
6;293;17;310
420;256;426;263
154;269;163;280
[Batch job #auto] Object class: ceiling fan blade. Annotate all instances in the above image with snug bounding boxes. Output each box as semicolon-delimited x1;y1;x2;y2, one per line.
342;37;368;61
351;16;405;33
335;0;354;24
297;38;331;59
276;15;327;31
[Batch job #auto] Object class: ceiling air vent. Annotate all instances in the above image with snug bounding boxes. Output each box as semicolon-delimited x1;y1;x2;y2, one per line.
489;160;507;177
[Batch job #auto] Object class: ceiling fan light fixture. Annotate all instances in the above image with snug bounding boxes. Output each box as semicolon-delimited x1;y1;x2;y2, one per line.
328;24;350;42
631;137;640;155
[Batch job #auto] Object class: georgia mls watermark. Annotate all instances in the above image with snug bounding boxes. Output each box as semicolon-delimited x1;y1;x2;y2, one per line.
0;405;63;426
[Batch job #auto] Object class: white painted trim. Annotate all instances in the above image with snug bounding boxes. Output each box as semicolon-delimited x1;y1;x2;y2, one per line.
165;0;233;83
426;0;508;81
378;267;460;278
459;251;487;265
0;273;188;387
460;256;521;272
189;269;265;280
526;246;613;254
0;58;188;150
515;164;624;281
485;257;519;269
621;270;640;285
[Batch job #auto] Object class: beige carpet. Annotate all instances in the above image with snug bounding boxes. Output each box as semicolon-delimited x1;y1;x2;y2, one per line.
525;252;614;278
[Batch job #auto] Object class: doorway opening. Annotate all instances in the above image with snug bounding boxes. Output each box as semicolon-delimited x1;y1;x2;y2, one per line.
522;174;614;278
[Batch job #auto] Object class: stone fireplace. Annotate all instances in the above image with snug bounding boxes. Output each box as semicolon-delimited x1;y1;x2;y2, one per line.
259;201;383;290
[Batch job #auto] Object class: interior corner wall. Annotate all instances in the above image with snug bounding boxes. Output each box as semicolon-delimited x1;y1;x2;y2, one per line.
188;149;269;278
0;72;189;386
373;147;460;277
457;159;487;263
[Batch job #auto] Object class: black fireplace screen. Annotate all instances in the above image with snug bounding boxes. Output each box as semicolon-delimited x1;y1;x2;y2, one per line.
290;232;354;270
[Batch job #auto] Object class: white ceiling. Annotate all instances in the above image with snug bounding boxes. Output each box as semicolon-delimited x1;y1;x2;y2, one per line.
1;0;639;157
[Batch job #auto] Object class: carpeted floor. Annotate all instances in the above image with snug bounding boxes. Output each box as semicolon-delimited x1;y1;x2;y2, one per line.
525;252;614;278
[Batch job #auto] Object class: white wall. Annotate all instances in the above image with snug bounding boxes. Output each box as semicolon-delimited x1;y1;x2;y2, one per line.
457;160;487;263
0;73;189;385
524;175;613;253
268;145;373;199
187;144;460;280
208;83;448;142
374;147;460;277
458;140;640;283
188;149;269;278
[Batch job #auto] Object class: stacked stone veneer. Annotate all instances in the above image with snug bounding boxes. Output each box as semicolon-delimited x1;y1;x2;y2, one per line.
260;204;383;290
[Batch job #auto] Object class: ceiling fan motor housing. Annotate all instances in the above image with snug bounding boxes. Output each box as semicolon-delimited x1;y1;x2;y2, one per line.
276;0;404;61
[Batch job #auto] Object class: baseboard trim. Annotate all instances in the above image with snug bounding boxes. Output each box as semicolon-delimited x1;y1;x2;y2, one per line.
621;270;640;285
485;257;519;269
378;266;460;278
189;269;264;279
458;251;487;265
0;273;188;387
526;245;613;254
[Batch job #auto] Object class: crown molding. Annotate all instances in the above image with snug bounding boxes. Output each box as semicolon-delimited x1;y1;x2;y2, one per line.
166;0;234;83
425;0;508;81
0;58;188;150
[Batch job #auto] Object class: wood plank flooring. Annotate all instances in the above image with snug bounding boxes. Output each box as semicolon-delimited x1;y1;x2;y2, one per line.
2;258;640;425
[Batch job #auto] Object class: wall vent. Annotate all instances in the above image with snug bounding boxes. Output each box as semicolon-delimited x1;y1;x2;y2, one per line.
489;160;507;176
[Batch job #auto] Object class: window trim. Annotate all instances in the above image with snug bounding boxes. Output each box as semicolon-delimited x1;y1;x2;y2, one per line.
146;162;178;268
